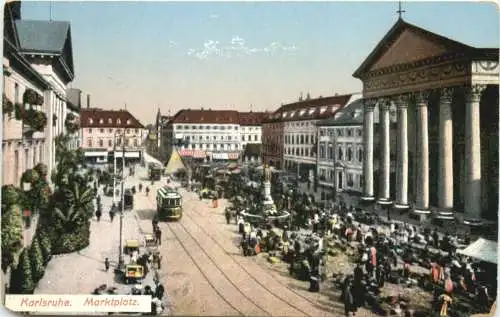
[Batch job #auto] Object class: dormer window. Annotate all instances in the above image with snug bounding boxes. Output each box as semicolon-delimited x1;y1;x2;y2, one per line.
299;110;306;116
290;111;296;118
308;109;315;115
108;118;112;124
127;119;131;125
331;106;338;113
117;119;121;124
88;118;93;124
320;107;327;114
99;118;104;124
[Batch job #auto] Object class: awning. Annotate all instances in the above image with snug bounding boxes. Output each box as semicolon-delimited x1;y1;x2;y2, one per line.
178;149;206;158
84;151;108;157
115;151;141;158
228;152;239;160
212;153;229;160
457;238;498;264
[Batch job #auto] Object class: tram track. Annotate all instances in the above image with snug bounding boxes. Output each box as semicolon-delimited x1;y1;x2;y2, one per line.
176;189;333;316
145;193;271;316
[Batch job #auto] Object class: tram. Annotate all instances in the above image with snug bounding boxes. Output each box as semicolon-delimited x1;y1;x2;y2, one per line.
156;186;182;220
148;163;163;181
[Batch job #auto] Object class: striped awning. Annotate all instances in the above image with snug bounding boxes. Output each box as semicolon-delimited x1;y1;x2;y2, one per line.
210;152;240;160
178;149;206;158
228;152;239;160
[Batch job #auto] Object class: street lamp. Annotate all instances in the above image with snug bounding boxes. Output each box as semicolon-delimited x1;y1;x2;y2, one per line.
112;129;127;270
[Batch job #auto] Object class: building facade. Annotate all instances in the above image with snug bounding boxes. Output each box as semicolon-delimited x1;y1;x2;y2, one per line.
316;99;366;199
354;18;499;224
80;109;145;165
262;118;283;169
165;109;243;161
238;111;266;162
2;2;75;185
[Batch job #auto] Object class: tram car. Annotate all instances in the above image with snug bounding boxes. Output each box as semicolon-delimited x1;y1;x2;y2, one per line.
156;186;183;220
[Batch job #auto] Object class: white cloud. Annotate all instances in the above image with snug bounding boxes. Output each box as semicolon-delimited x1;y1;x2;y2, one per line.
209;14;219;19
168;40;178;48
186;37;298;60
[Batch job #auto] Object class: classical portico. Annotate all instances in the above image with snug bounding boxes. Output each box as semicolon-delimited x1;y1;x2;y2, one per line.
353;18;499;224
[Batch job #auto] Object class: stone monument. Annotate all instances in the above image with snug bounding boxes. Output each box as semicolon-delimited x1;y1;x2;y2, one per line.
262;164;277;215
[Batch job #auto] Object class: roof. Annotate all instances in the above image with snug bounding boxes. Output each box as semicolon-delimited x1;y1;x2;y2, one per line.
171;109;240;124
457;238;498;264
317;98;364;126
80;109;145;129
353;18;498;78
238;112;267;126
264;94;353;123
15;19;75;82
16;20;70;53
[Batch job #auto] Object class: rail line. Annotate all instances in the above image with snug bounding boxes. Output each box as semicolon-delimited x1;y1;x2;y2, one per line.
177;188;333;316
145;194;272;316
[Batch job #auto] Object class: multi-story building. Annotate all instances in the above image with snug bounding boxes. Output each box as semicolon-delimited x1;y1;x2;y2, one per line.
354;18;499;224
238;111;266;162
316;99;368;200
262;115;284;169
165;109;241;161
80;109;145;165
158;114;172;162
2;2;75;185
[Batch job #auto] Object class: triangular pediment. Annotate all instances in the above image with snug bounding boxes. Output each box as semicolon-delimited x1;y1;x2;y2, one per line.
353;19;472;77
371;28;450;70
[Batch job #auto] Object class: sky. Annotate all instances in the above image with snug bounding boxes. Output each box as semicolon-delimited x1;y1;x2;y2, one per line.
20;1;499;124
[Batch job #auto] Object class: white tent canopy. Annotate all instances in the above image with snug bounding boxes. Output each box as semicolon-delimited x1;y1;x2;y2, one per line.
457;238;498;264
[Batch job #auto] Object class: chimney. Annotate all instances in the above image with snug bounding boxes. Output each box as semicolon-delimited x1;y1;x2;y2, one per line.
87;94;90;108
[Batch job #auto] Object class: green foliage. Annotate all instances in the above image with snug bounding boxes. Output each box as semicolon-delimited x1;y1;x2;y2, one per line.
2;185;20;207
34;163;48;178
21;169;40;185
51;224;90;255
1;205;24;272
29;238;45;282
9;248;34;294
37;230;52;264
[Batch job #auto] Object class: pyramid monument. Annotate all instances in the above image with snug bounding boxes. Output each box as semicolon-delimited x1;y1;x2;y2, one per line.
164;148;186;174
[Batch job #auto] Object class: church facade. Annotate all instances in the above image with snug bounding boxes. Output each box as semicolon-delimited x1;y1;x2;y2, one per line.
353;18;499;225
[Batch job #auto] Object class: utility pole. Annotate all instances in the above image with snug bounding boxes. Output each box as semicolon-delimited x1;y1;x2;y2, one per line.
113;134;117;204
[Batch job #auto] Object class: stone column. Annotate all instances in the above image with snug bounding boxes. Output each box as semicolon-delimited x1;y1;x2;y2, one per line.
437;88;455;219
414;91;430;214
464;84;486;224
377;99;392;204
362;99;375;201
394;95;409;209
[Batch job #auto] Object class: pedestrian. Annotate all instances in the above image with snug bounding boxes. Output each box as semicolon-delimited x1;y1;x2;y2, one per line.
109;207;115;222
157;255;163;270
224;208;231;224
96;208;102;222
104;257;110;272
342;277;357;317
156;228;162;245
152;216;159;230
155;283;165;300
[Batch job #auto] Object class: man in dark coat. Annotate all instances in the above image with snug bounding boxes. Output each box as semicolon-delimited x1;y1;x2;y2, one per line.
342;277;357;316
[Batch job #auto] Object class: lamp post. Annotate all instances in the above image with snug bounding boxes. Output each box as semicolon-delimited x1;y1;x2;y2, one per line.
118;131;126;270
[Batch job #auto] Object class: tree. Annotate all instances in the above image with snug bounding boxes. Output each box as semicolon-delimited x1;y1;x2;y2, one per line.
9;248;34;294
29;238;45;282
1;205;24;272
64;181;95;220
36;230;52;264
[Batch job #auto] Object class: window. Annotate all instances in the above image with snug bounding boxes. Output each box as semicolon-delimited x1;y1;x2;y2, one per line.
100;128;104;133
320;146;325;159
87;139;92;147
88;128;92;133
134;139;138;146
177;125;183;130
14;83;19;104
89;119;93;124
108;128;113;133
242;135;246;141
254;135;258;141
126;129;130;133
108;140;113;147
99;139;104;147
117;119;121;124
108;118;112;124
14;150;19;184
127;119;131;125
338;147;343;160
357;129;362;137
358;148;363;162
347;147;353;161
337;129;344;137
126;138;130;147
347;129;353;137
135;129;139;134
99;119;104;124
347;173;354;187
